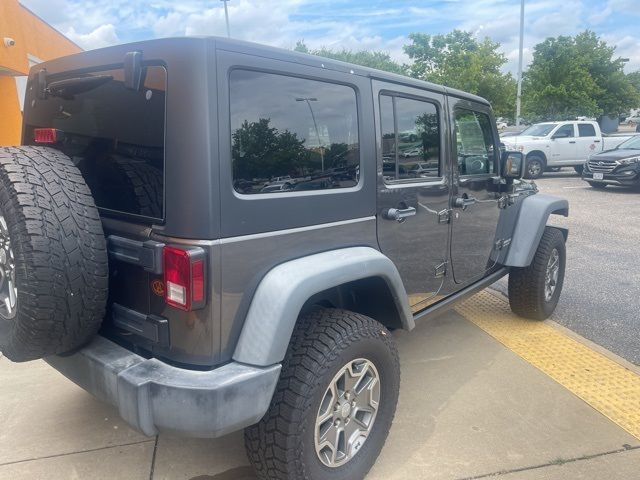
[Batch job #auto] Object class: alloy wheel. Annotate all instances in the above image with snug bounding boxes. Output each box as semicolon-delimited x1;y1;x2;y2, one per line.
0;214;17;319
314;358;381;467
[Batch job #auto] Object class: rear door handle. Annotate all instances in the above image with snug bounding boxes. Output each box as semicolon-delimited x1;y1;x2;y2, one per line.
383;207;416;222
569;141;576;144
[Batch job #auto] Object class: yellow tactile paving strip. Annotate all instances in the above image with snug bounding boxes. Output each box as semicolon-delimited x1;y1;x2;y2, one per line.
457;291;640;440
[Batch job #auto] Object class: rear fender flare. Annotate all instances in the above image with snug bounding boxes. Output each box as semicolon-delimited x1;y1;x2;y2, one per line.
232;247;413;367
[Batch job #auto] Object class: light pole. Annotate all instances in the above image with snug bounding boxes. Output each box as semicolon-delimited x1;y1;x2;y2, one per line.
220;0;231;38
516;0;525;127
296;97;325;172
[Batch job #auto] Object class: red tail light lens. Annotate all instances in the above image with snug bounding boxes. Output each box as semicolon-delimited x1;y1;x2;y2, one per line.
33;128;60;144
163;246;206;311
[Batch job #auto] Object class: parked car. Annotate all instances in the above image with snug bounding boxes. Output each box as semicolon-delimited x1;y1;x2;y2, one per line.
0;37;569;480
582;134;640;189
408;161;438;177
625;115;640;125
260;181;293;193
501;121;635;179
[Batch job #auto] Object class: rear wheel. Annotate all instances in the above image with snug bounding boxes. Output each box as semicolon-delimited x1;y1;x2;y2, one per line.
245;308;400;480
588;182;607;189
508;227;566;320
524;154;545;179
0;147;108;361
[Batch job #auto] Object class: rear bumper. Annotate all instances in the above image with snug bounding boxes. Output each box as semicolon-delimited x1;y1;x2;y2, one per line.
45;336;281;438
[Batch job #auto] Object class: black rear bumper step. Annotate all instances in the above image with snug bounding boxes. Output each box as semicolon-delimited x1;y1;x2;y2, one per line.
107;235;164;274
111;303;170;347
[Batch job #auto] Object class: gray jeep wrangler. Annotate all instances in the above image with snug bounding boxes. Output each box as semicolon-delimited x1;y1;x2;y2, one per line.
0;37;568;480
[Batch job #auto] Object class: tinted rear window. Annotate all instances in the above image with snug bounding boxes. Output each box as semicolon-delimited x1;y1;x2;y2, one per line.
229;69;359;195
24;66;166;221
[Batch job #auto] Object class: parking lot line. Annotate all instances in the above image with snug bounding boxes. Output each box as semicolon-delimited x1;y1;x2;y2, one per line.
457;291;640;441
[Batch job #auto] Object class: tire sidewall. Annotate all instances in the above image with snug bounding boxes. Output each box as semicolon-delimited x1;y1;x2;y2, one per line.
0;176;24;344
537;230;566;317
300;334;399;480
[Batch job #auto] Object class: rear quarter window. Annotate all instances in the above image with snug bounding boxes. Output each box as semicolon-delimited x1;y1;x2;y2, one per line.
229;70;360;195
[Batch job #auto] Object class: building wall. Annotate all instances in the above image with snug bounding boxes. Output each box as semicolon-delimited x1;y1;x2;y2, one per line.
0;0;81;146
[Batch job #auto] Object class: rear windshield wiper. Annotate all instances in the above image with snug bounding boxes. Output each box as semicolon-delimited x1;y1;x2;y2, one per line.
46;75;113;99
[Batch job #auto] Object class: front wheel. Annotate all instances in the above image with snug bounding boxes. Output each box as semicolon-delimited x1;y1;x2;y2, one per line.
524;155;545;179
574;165;584;175
508;227;566;320
245;308;400;480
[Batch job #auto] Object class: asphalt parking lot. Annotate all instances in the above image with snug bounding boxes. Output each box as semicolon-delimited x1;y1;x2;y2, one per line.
494;170;640;365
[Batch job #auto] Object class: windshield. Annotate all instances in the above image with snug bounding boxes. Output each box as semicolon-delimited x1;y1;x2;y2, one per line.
520;124;556;136
616;135;640;150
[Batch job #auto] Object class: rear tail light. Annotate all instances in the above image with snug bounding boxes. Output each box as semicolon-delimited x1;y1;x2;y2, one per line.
33;128;62;144
163;246;206;311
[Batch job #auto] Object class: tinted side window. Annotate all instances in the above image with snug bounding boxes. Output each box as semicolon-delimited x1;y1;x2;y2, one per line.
555;124;575;138
380;94;440;182
578;123;596;137
230;70;359;194
454;109;496;175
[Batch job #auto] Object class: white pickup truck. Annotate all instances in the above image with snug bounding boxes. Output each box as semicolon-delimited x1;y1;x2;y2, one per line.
501;121;635;178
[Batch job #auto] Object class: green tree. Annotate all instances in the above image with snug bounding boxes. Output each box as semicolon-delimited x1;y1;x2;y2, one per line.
403;30;516;118
523;31;639;120
232;119;308;180
294;40;405;75
627;71;640;97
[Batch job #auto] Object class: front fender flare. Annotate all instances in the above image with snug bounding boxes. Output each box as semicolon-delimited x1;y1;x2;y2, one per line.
504;193;569;267
232;247;413;367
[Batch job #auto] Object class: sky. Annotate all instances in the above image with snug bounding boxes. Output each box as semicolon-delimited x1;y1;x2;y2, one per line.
20;0;640;74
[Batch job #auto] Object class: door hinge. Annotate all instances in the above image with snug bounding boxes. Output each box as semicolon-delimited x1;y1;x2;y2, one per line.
434;261;448;278
437;209;451;224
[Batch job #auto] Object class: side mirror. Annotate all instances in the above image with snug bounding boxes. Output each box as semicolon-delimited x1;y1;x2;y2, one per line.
501;151;524;179
552;131;569;139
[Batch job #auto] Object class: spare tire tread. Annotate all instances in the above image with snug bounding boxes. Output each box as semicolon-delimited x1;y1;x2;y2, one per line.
0;146;108;361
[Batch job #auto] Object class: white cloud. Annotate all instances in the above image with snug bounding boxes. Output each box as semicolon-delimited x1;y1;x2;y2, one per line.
65;24;120;50
17;0;640;75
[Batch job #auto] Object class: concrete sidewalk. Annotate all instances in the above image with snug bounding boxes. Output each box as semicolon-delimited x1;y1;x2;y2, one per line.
1;301;638;479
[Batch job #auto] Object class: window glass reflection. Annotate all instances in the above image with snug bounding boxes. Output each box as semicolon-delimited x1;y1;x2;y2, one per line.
454;110;496;176
380;94;440;182
230;70;359;194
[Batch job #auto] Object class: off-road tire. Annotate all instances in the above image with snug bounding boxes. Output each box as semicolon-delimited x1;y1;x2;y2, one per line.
111;156;163;219
588;182;607;189
0;147;108;362
245;308;400;480
524;154;545;179
508;227;566;320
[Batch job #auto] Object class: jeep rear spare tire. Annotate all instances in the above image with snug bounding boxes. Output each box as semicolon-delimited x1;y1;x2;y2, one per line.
0;147;108;362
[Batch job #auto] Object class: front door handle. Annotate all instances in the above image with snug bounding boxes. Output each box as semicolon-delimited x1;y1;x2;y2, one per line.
383;207;416;222
453;195;476;211
569;141;576;144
